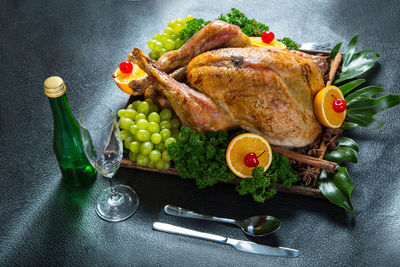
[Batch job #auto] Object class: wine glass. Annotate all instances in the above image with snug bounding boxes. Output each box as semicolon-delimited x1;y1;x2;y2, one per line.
79;105;139;222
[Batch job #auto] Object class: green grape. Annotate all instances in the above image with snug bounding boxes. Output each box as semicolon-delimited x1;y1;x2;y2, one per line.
120;129;132;141
149;150;161;161
136;129;151;142
137;154;150;166
172;23;184;34
175;38;185;49
159;33;169;43
148;122;160;134
156;159;166;170
162;150;172;161
164;160;171;169
169;33;178;41
151;133;162;144
129;141;141;154
129;152;139;162
125;109;138;120
124;136;134;149
160;108;172;121
171;128;180;135
154;33;163;41
130;124;139;135
148;160;157;168
160;120;171;130
176;18;185;25
185;15;194;22
160;129;171;141
140;142;154;155
168;20;177;27
132;100;142;111
138;101;150;115
164;27;174;35
119;118;134;130
127;104;133;110
155;143;165;151
135;113;146;121
137;119;149;130
170;119;179;129
117;109;126;118
148;112;161;123
159;48;167;56
164;39;175;51
172;132;180;141
149;104;159;113
153;41;164;52
145;98;153;105
164;137;177;147
149;50;159;60
148;39;157;50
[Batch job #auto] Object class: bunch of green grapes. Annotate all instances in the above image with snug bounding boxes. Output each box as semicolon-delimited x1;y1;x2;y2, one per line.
147;15;194;60
118;99;180;169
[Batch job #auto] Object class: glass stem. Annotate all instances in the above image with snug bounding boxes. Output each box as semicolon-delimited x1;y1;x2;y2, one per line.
108;178;118;199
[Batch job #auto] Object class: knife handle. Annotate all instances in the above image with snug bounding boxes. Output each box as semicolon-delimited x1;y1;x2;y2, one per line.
164;205;237;225
153;222;227;243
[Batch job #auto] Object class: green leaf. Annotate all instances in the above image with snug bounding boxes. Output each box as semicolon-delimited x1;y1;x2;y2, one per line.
336;137;359;152
333;34;380;84
325;147;358;163
330;42;342;61
341;122;358;130
342;34;359;68
339;79;366;95
344;85;400;129
319;168;354;211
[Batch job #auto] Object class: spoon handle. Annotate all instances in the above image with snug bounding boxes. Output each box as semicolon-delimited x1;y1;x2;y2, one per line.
164;205;237;225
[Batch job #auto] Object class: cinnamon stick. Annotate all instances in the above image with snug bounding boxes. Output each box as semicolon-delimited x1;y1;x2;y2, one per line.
326;53;342;86
270;145;337;173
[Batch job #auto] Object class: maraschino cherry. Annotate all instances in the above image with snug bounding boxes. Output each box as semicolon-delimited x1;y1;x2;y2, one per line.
253;22;275;44
331;94;347;113
243;150;267;167
119;61;133;73
244;152;259;167
261;31;275;44
112;61;134;78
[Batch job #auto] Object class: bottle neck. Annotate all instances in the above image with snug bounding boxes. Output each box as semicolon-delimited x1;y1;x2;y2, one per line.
49;93;78;129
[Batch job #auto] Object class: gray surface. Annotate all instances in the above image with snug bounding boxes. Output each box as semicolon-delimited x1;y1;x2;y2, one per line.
1;0;400;266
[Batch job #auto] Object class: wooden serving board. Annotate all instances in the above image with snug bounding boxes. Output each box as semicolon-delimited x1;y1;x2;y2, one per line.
120;49;342;200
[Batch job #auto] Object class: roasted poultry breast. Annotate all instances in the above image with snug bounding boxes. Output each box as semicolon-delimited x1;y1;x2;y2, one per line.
128;20;327;147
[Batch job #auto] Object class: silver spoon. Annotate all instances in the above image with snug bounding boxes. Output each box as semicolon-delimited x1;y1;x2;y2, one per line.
164;205;282;237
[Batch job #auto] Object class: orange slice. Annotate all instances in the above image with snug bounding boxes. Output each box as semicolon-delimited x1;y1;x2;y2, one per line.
113;63;147;94
313;85;346;128
249;37;286;50
226;133;273;178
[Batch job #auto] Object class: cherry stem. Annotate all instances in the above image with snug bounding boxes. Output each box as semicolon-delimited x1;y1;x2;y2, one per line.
112;73;122;79
253;21;262;35
257;149;267;158
331;94;338;100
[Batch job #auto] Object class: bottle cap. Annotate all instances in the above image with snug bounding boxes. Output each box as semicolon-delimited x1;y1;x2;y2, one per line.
44;76;66;98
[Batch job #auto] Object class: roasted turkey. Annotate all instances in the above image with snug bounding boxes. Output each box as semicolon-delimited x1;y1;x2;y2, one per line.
128;20;327;147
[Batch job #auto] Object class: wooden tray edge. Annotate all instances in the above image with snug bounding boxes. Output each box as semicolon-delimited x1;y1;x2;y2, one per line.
120;159;324;199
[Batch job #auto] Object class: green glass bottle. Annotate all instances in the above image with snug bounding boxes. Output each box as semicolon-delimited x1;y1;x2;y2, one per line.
44;76;97;189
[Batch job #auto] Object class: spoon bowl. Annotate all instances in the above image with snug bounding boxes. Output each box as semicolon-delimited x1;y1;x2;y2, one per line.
164;205;282;237
237;215;281;236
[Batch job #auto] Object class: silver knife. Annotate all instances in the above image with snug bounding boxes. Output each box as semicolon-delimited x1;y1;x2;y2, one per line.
299;41;334;51
152;222;299;258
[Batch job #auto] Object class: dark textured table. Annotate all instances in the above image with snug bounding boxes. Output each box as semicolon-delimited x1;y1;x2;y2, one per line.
1;0;400;266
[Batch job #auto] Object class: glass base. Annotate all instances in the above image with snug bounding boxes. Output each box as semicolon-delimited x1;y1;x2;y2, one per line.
96;184;139;222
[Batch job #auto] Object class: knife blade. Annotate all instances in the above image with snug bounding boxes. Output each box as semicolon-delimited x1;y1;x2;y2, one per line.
152;222;299;258
299;41;334;51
